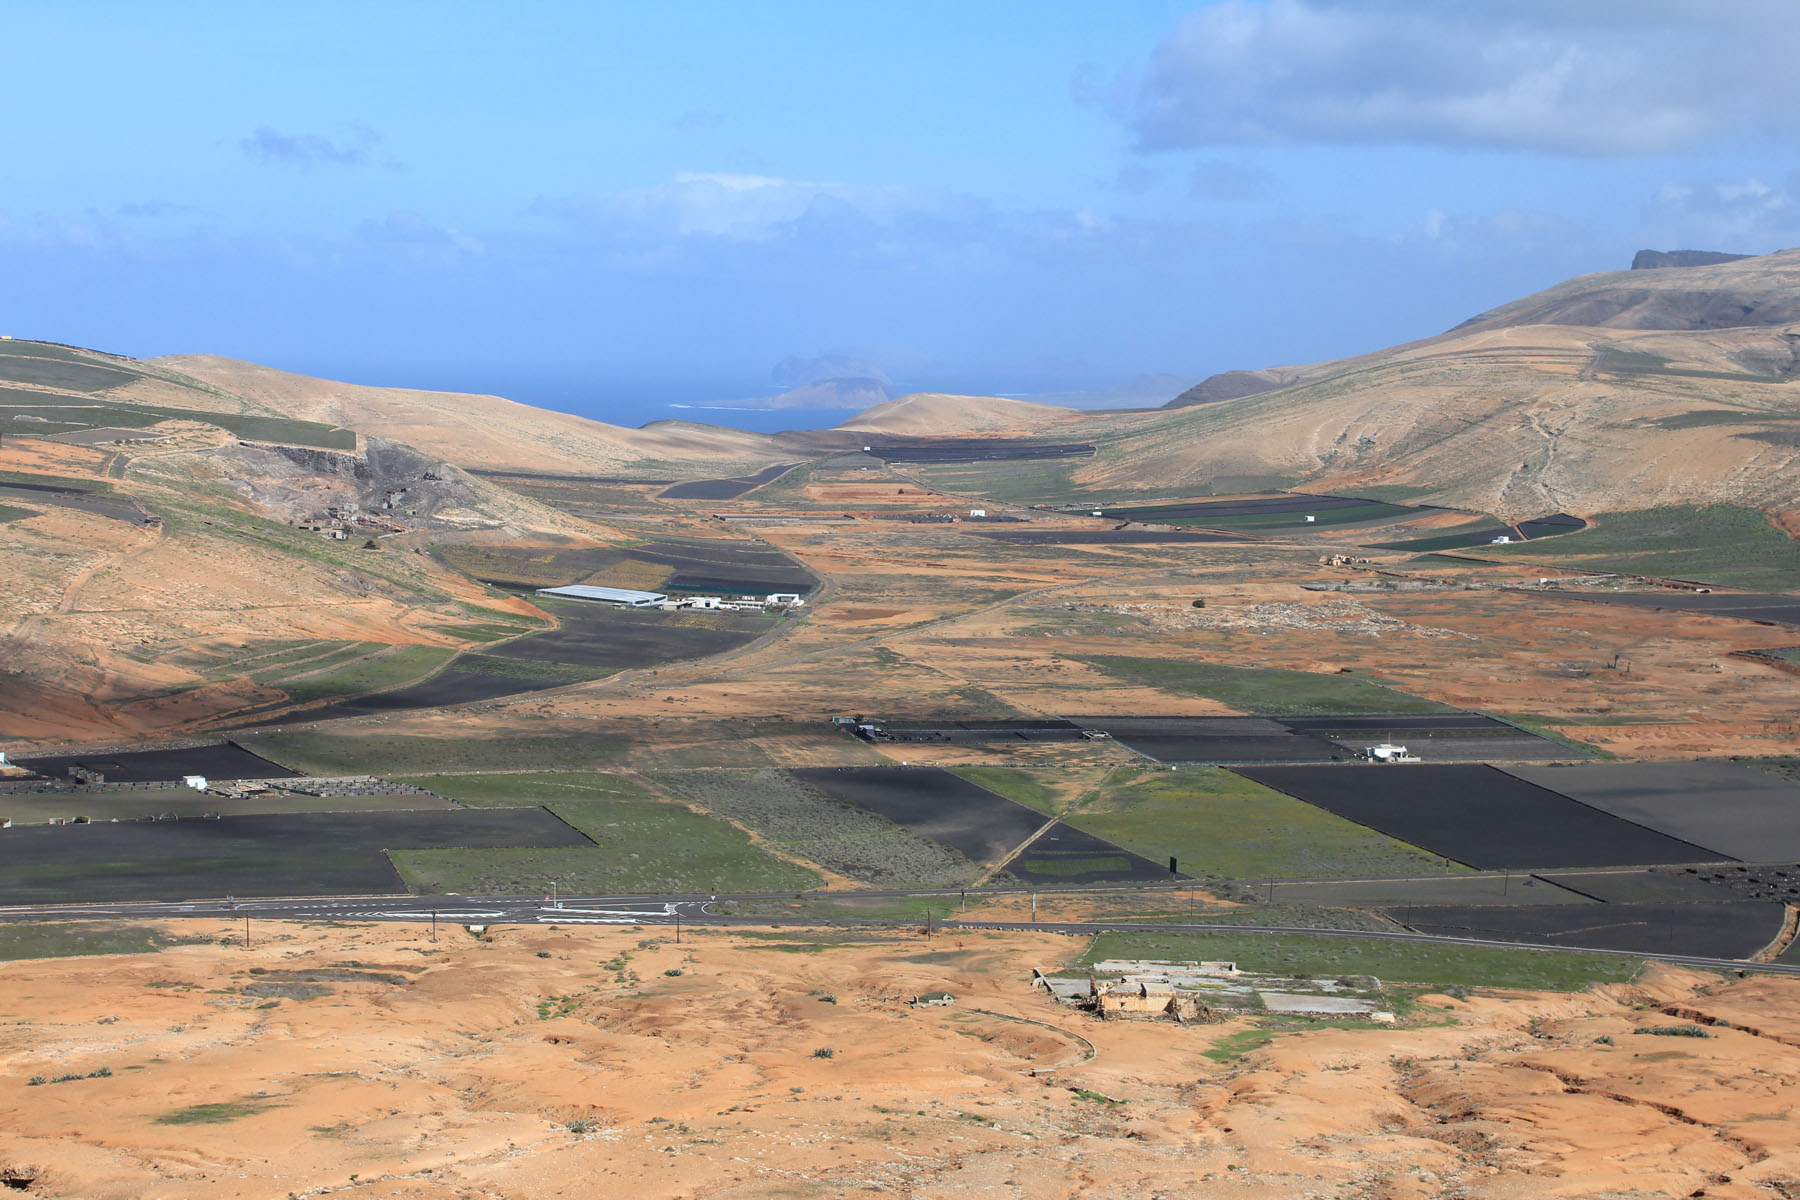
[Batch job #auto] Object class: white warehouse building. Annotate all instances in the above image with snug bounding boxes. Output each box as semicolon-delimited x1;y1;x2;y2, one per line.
536;584;668;608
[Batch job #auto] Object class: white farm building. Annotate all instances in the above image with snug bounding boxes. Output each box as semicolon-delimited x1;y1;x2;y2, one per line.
536;585;668;608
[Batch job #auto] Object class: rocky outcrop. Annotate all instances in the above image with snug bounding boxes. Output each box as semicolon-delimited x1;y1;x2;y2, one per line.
1631;249;1752;270
1164;368;1302;409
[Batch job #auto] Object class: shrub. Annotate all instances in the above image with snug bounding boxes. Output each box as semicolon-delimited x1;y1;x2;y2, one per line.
812;1047;835;1059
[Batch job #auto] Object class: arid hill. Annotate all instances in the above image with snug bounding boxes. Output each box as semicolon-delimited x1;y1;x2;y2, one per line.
151;354;783;475
1453;247;1800;334
835;392;1077;435
1034;250;1800;516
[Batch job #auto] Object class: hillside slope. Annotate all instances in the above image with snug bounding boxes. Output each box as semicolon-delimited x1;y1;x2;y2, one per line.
152;355;784;474
1453;248;1800;334
835;392;1077;435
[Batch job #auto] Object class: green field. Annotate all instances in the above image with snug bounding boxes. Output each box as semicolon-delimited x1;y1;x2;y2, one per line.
1079;930;1644;992
1081;655;1449;715
0;923;195;962
0;502;36;523
277;645;459;705
948;766;1060;815
906;457;1096;505
1062;769;1461;880
0;396;354;450
446;654;613;685
0;468;113;492
387;772;819;895
396;771;653;804
1483;505;1800;590
0;789;448;825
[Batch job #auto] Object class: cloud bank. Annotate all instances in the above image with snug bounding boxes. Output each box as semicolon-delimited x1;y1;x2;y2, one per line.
1120;0;1800;156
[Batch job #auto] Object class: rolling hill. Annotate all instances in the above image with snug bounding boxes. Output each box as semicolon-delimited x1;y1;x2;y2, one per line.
1008;250;1800;518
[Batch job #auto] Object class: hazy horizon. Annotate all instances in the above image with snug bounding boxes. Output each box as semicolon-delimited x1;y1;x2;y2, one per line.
9;2;1800;433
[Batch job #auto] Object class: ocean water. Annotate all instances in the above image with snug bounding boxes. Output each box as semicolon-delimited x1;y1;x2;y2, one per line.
419;373;866;434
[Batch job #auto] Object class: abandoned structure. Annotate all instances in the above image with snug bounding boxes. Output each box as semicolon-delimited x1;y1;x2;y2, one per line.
1035;960;1393;1024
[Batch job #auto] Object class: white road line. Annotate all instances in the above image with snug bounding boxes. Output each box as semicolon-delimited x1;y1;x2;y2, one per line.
376;910;507;919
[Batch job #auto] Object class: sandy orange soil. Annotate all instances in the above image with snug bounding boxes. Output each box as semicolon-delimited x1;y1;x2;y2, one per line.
2;924;1797;1199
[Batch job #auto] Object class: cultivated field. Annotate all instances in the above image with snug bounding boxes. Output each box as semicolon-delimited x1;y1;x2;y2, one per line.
1237;764;1723;870
658;769;984;888
0;808;593;904
388;772;820;896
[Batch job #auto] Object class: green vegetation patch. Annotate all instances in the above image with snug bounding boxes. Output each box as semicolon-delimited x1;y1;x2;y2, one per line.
0;922;193;962
0;468;114;493
1202;1029;1275;1063
1337;484;1445;502
1483;505;1800;591
155;1098;285;1125
448;654;614;684
907;457;1090;506
1021;854;1133;877
391;790;819;895
0;502;36;523
398;771;652;805
1080;931;1642;992
0;362;355;446
427;621;529;643
1080;655;1449;715
277;645;458;705
1064;768;1458;880
1151;502;1419;531
0;350;139;391
948;767;1060;816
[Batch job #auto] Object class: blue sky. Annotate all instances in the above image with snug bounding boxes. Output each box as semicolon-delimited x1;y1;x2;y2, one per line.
5;1;1800;425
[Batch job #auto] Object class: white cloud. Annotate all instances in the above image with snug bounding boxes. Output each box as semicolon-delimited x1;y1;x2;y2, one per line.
1651;176;1799;247
1120;0;1800;156
240;125;383;167
547;172;921;242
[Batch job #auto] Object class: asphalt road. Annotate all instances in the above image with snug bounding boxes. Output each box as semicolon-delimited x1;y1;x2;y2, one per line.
3;887;1797;977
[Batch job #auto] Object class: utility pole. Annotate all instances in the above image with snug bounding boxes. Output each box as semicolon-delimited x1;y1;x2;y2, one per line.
1031;893;1038;922
431;909;437;941
244;914;250;950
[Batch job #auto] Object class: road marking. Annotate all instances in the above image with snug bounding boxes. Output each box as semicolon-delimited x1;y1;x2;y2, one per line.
376;910;507;919
535;916;642;924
